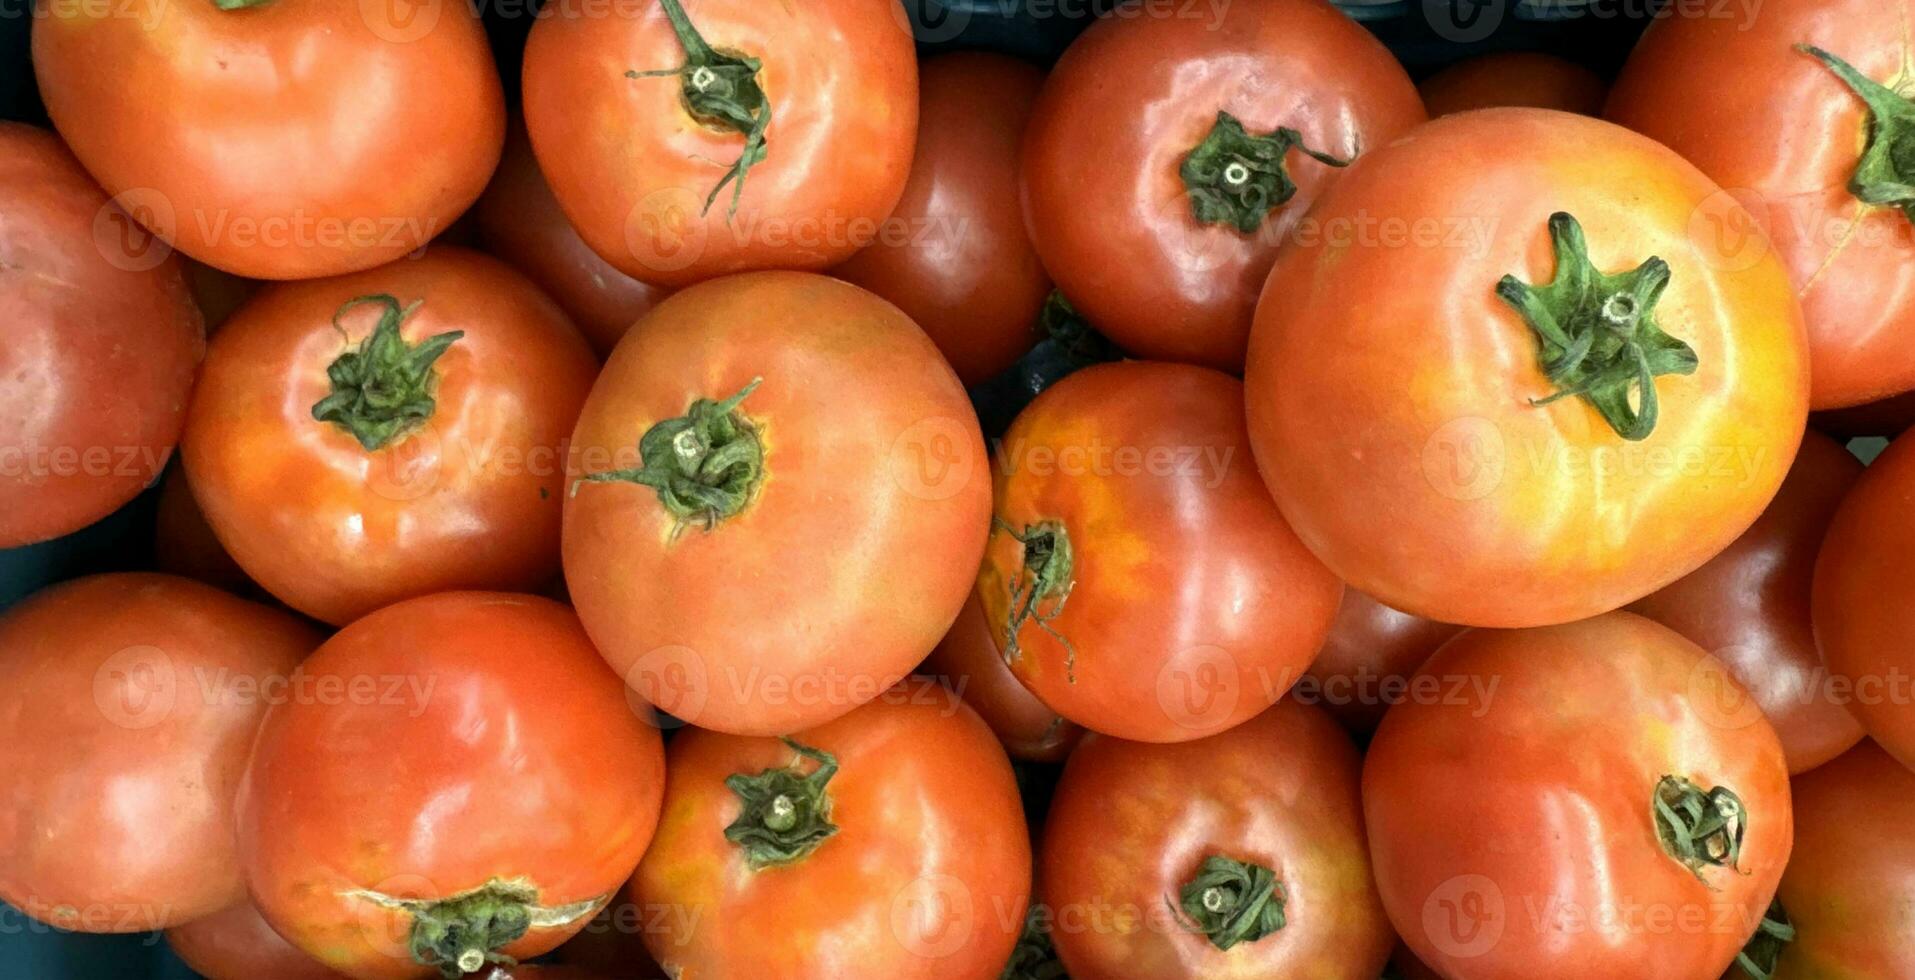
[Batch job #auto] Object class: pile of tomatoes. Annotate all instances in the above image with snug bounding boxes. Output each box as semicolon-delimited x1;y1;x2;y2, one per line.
7;0;1915;977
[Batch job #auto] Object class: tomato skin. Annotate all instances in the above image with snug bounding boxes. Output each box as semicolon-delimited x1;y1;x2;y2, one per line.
920;590;1081;763
522;0;917;288
564;272;990;736
166;899;346;980
833;53;1048;387
1365;613;1793;980
979;361;1343;743
1041;699;1388;979
1813;429;1915;770
631;686;1030;980
181;247;597;626
1606;0;1915;409
1246;109;1809;628
473;122;669;358
0;574;319;931
1020;0;1423;370
237;592;666;980
0;123;203;549
1418;53;1605;116
1630;430;1865;774
1302;590;1462;733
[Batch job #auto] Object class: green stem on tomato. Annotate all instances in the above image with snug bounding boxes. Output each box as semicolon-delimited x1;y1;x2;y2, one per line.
1168;855;1286;951
310;295;462;452
1799;44;1915;220
1732;898;1794;980
627;0;771;220
993;517;1078;681
1180;111;1349;234
571;378;765;537
723;738;841;869
1652;774;1748;880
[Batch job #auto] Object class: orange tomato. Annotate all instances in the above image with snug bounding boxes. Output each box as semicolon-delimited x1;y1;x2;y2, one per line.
1419;53;1605;116
1301;590;1462;733
919;590;1081;763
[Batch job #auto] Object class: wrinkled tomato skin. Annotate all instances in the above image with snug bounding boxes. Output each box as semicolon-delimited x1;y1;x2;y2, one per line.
565;272;990;736
0;574;319;931
522;0;917;288
182;247;597;626
31;0;500;280
834;53;1048;386
920;590;1081;763
979;362;1343;743
1365;614;1793;980
238;593;667;980
166;899;346;980
473;121;669;358
1631;430;1865;773
1247;109;1809;628
1302;589;1462;733
1418;53;1605;116
1020;0;1423;370
1813;430;1915;770
0;123;203;549
631;686;1030;980
1042;699;1390;979
1607;0;1915;409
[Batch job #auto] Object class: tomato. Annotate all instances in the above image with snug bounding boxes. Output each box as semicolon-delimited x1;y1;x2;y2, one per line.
181;247;597;625
1607;0;1915;409
833;52;1049;386
1418;53;1605;117
1246;109;1810;628
1813;388;1915;439
473;121;670;358
185;258;258;333
522;0;917;288
565;271;990;736
0;574;318;931
1301;590;1462;733
1019;0;1422;370
1813;428;1915;770
31;0;501;280
1630;430;1865;773
919;590;1081;763
631;685;1030;979
0;123;203;549
238;592;666;980
1365;613;1793;980
978;361;1342;743
153;465;252;595
1390;946;1446;980
166;899;346;980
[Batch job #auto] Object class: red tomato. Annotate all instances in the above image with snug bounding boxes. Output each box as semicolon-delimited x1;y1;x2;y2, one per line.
153;465;252;596
0;123;203;549
1301;590;1463;733
1020;0;1423;369
1246;109;1809;628
167;899;346;980
0;574;318;931
631;686;1030;979
238;592;666;980
1631;430;1866;773
919;590;1082;763
833;52;1049;386
31;0;501;279
522;0;917;287
565;272;990;736
1607;0;1915;409
181;247;597;625
473;121;669;358
185;258;258;333
1041;699;1391;979
978;361;1343;743
1418;53;1605;117
1366;613;1793;980
1813;428;1915;770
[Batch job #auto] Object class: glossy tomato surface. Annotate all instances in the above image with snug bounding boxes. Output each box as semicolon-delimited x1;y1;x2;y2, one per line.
919;590;1081;763
565;272;990;736
522;0;917;287
632;685;1029;980
834;52;1048;386
0;122;203;549
1607;0;1915;409
1631;429;1865;773
238;592;666;980
1418;53;1605;116
167;899;345;980
1020;0;1423;369
1366;614;1792;980
182;247;597;625
1247;109;1809;627
1301;590;1462;733
979;361;1343;743
1041;699;1392;979
0;574;318;931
